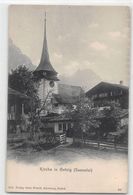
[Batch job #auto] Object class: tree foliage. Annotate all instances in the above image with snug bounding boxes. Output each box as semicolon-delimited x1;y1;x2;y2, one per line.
66;96;100;140
66;97;123;142
98;102;122;137
8;65;40;113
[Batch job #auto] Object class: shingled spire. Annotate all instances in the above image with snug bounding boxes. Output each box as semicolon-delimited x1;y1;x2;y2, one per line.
34;12;59;81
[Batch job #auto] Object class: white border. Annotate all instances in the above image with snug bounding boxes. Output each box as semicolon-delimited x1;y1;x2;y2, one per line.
0;0;132;5
0;1;133;195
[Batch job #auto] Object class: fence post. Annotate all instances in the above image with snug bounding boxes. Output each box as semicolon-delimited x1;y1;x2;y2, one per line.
97;131;100;149
114;136;117;150
59;133;66;145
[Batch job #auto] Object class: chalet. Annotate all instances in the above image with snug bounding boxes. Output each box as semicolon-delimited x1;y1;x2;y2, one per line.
86;81;129;109
41;114;73;135
8;87;30;133
86;82;129;144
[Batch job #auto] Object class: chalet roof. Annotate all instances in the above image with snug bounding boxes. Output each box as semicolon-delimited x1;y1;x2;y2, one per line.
34;14;58;76
41;113;72;122
49;114;72;122
8;87;30;99
86;81;128;97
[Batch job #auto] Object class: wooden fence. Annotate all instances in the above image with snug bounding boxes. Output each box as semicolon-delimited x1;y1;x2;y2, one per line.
56;133;66;145
73;138;128;151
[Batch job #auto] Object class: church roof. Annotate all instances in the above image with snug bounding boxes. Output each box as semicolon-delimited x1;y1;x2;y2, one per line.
53;94;80;105
34;14;58;76
44;74;59;81
52;84;84;105
58;84;84;97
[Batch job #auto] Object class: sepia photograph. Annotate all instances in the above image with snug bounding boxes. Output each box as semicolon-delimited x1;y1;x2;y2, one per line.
6;5;130;193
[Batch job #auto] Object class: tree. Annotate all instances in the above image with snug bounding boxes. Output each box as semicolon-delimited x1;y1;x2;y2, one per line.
8;66;58;145
65;97;123;146
8;65;40;113
98;102;122;138
65;96;100;144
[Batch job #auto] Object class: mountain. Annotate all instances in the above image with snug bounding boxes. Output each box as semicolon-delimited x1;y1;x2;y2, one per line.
59;69;102;92
8;38;36;72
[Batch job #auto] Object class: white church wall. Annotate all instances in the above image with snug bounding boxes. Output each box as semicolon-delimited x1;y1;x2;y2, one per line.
38;79;58;102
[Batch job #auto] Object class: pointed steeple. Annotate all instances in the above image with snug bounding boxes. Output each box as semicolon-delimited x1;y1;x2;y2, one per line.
34;12;59;81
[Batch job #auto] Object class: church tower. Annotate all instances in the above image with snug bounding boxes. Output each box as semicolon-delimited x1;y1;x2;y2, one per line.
34;13;59;114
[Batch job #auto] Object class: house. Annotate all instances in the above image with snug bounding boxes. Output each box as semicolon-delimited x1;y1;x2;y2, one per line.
86;81;129;109
86;82;129;143
8;87;30;133
41;114;73;135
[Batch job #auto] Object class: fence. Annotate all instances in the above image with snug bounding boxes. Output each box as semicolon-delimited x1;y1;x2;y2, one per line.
73;138;128;151
56;133;66;145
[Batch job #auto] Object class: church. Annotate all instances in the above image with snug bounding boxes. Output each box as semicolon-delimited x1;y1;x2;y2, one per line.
33;14;83;134
34;14;83;117
33;13;59;115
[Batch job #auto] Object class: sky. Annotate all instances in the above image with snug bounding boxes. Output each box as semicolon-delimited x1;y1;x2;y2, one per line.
9;5;130;86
